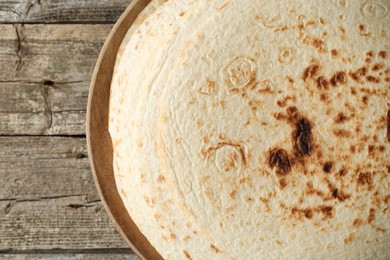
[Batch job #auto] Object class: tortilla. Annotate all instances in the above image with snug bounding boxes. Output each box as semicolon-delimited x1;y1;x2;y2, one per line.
109;0;390;259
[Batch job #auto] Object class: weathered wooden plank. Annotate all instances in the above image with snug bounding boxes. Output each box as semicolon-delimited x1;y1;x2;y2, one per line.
0;24;112;135
0;24;112;82
0;136;132;251
0;81;87;135
0;0;132;24
0;197;129;250
0;253;139;260
0;137;96;201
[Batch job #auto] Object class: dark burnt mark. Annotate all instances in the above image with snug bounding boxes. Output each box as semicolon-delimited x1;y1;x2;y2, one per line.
366;51;374;58
366;75;380;83
368;208;375;223
334;113;348;124
378;51;387;59
358;24;365;31
269;148;291;176
372;63;384;71
316;76;329;90
293;118;313;156
330;71;347;86
302;64;320;82
331;188;351;202
323;162;333;173
387;110;390;142
358;172;373;186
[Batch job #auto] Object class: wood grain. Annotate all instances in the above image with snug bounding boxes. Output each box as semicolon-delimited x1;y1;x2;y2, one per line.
0;137;135;253
0;24;112;135
0;197;129;250
0;0;132;24
0;137;95;201
1;254;139;260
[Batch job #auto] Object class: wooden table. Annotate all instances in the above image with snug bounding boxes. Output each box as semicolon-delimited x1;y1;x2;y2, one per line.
0;1;139;259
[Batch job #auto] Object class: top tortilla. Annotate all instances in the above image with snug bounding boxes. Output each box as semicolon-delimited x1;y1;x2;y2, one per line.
109;0;390;259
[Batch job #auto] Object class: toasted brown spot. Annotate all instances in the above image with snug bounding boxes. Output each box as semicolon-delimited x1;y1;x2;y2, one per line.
333;129;351;138
179;11;186;17
320;93;328;101
303;64;321;82
210;244;222;253
353;218;363;228
277;100;286;107
157;175;166;182
245;197;254;203
320;206;334;218
334;113;348;123
339;168;348;176
331;188;351;202
368;208;375;223
366;75;380;83
331;49;338;57
323;162;333;173
344;234;354;244
183;250;192;260
359;24;365;31
330;71;347;86
358;172;373;186
316;76;329;90
378;51;387;59
362;96;369;104
366;51;374;57
387;110;390;142
269;148;291;176
303;209;313;219
279;178;287;189
229;189;237;199
350;67;367;81
372;63;384;71
291;207;313;219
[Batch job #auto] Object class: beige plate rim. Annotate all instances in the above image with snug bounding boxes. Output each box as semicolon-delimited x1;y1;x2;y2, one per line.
86;1;163;259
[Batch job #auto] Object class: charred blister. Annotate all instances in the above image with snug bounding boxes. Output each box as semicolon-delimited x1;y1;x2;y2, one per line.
269;148;291;176
323;161;333;173
302;64;321;82
330;71;347;86
294;118;313;156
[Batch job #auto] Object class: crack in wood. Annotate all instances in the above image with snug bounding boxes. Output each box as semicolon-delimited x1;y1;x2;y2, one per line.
13;24;24;75
23;0;42;22
40;84;53;131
